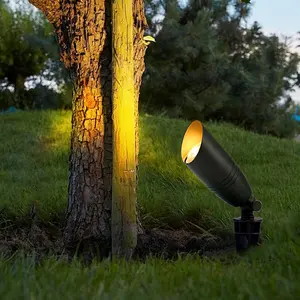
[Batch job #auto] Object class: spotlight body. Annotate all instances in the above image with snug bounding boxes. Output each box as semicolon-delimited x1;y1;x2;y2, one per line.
181;120;263;251
183;124;252;208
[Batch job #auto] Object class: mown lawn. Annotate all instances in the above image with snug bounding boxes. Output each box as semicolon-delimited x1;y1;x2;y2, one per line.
1;110;300;299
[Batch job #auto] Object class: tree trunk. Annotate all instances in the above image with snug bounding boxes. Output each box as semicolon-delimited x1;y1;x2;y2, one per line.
54;0;114;252
28;0;147;257
13;75;26;109
133;0;147;163
65;71;113;253
111;0;137;259
133;0;148;235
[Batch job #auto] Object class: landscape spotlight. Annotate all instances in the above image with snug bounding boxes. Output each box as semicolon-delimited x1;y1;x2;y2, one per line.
181;120;262;251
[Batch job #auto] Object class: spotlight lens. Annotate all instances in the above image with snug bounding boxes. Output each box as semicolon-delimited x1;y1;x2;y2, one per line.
185;143;201;164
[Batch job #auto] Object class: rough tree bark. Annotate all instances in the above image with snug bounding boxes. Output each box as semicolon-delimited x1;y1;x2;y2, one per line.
133;0;148;238
28;0;147;255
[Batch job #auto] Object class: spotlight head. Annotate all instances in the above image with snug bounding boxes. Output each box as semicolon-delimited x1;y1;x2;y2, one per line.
181;120;263;251
181;120;254;208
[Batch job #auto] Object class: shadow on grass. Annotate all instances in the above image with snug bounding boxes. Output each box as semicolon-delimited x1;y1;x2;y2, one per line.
0;213;235;264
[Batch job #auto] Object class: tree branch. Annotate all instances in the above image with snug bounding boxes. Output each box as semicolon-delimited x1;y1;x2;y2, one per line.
28;0;60;25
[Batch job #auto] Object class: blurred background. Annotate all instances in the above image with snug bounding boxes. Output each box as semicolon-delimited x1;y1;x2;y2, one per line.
1;0;300;138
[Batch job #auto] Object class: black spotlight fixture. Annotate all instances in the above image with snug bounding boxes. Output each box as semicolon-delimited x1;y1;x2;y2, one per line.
181;120;262;252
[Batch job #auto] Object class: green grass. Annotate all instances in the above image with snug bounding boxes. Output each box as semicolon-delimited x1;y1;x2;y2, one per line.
1;110;300;299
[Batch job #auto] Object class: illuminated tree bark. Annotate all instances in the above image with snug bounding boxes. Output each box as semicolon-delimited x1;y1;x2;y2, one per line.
28;0;147;256
111;0;136;258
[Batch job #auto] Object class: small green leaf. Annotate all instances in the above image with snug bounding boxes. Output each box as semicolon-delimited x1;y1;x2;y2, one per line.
143;36;156;43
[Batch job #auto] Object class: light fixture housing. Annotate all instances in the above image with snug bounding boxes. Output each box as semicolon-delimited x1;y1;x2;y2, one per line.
181;120;262;251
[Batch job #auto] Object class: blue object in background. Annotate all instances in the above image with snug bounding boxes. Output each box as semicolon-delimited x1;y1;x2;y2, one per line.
0;106;21;114
6;106;17;113
292;106;300;122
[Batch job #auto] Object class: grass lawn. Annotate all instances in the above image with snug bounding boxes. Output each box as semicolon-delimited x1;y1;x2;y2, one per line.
1;110;300;299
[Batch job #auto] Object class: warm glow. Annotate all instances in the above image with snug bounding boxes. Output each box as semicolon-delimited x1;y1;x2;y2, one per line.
185;143;201;164
181;120;203;163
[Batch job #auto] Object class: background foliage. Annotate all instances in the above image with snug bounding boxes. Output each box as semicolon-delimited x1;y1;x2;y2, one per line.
0;0;300;137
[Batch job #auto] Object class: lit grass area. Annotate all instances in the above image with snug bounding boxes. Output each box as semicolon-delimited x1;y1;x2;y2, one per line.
0;111;70;221
1;110;300;299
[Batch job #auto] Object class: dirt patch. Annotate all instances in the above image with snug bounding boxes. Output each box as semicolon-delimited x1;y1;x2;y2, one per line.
135;228;234;260
0;221;64;260
0;217;235;263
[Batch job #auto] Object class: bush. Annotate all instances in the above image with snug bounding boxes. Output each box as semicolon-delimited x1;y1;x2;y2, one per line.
0;83;72;111
0;90;14;110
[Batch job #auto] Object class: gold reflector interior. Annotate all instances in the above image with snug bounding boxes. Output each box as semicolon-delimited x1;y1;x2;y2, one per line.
181;120;203;164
